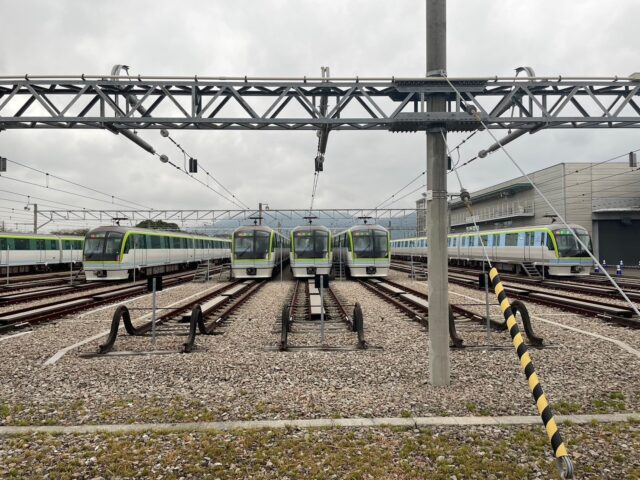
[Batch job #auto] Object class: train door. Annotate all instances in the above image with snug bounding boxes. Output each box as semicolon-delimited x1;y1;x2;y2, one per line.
134;234;147;268
523;232;531;261
0;237;7;268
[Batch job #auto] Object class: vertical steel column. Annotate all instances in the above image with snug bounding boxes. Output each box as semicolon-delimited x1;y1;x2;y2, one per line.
426;0;450;386
33;204;38;233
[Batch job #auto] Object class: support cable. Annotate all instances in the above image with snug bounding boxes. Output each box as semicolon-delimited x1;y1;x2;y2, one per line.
443;74;640;318
308;171;320;213
443;77;576;480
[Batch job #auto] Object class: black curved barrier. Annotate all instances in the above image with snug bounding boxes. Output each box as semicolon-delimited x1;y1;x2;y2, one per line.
353;302;367;349
279;305;290;351
448;305;464;348
98;305;146;354
510;299;544;347
182;305;207;353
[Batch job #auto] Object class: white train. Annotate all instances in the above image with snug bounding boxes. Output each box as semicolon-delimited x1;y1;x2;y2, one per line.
83;226;231;281
332;224;391;278
391;224;594;277
231;226;290;279
0;232;84;274
289;225;332;278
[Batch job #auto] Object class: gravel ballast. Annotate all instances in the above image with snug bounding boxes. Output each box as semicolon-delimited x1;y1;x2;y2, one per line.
1;270;640;477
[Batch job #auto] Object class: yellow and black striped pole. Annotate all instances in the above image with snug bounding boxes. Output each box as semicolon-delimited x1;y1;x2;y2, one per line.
489;267;574;479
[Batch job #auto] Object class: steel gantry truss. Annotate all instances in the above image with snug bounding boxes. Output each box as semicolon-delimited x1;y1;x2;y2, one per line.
34;208;425;232
1;75;640;132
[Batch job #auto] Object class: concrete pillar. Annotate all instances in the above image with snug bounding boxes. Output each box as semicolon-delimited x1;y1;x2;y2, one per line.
426;0;450;386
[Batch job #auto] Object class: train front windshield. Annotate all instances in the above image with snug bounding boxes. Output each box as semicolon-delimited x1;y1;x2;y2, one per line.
234;231;271;260
83;231;124;261
294;230;329;259
353;230;389;258
553;228;592;257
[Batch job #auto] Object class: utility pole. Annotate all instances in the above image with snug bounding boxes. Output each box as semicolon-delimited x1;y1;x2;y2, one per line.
33;204;38;233
258;203;263;226
426;0;450;386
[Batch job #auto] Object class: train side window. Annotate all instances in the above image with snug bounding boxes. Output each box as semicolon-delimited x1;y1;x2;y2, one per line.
481;235;489;247
533;232;542;246
505;233;517;247
0;238;7;250
14;238;30;250
171;237;181;249
149;235;161;249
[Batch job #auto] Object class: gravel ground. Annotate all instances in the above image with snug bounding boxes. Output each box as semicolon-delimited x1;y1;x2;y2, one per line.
1;269;639;427
1;421;639;479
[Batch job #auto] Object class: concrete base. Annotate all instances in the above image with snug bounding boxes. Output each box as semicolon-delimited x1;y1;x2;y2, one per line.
1;413;636;436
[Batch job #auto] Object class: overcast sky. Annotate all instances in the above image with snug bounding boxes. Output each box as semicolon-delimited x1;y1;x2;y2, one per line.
1;0;639;231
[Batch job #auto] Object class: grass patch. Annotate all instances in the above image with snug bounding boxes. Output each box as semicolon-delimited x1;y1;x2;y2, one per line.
554;400;581;415
3;423;640;479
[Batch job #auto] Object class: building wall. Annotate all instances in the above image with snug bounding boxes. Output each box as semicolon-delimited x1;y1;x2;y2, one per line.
438;161;640;260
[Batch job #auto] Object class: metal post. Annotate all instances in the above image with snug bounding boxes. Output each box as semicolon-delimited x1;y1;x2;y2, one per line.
258;203;263;226
69;241;73;285
151;277;157;348
280;236;283;283
33;204;38;233
339;236;343;280
320;280;325;345
5;246;9;285
410;252;415;280
483;264;490;345
207;258;210;282
426;0;450;386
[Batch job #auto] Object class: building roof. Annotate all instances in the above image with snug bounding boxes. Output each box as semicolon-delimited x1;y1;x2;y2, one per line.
449;183;532;208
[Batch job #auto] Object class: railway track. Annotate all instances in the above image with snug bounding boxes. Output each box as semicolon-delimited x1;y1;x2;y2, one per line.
360;277;544;348
391;261;640;329
0;271;86;292
279;279;365;350
97;278;266;354
393;259;640;293
0;265;229;334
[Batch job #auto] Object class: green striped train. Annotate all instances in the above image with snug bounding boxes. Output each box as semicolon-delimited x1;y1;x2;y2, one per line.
0;232;84;274
332;224;391;277
83;226;231;281
231;226;290;279
391;224;593;277
289;225;332;278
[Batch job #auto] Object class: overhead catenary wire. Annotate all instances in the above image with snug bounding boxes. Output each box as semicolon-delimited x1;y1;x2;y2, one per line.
443;73;640;318
0;188;83;209
379;183;427;209
4;157;152;210
151;152;246;209
160;133;250;209
0;174;142;210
